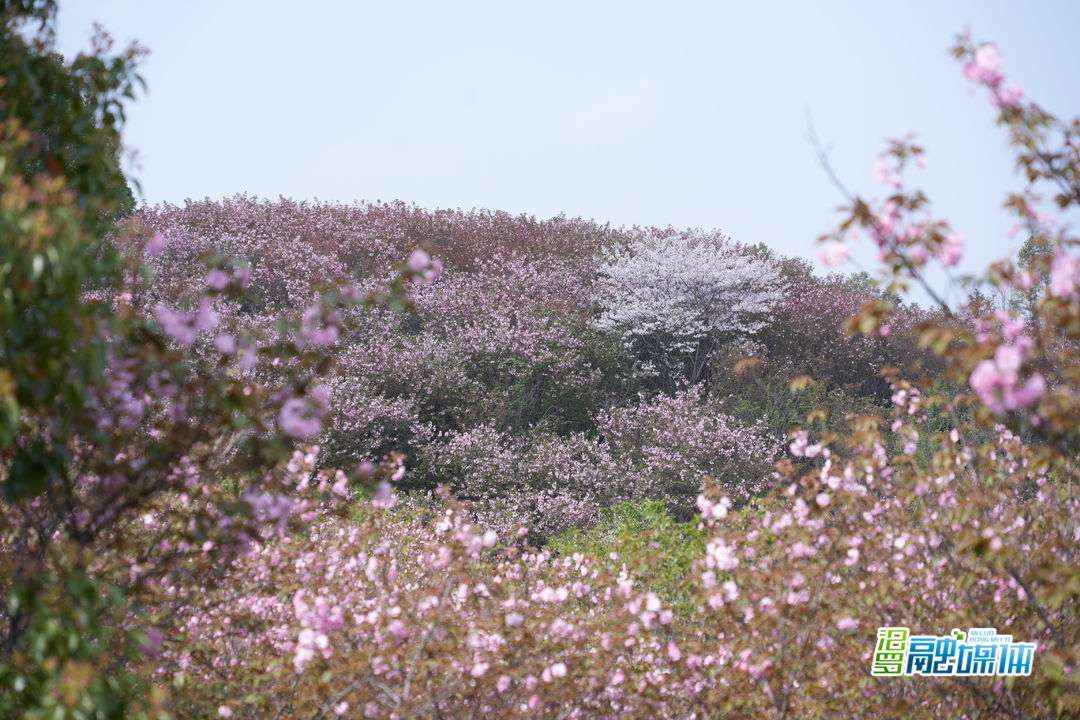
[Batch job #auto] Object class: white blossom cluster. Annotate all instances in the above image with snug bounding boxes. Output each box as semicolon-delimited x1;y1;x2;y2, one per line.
595;231;784;360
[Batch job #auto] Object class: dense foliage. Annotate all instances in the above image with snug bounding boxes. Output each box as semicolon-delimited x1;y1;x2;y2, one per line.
3;2;1080;717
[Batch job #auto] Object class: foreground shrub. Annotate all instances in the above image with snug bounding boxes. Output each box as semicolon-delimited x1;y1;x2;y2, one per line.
548;500;706;616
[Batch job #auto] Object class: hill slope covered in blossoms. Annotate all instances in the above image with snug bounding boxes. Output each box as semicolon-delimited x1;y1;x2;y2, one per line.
136;195;938;539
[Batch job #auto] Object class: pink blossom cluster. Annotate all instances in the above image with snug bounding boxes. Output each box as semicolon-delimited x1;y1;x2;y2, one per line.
155;297;219;346
1050;251;1079;299
279;386;331;439
969;336;1045;414
962;43;1025;109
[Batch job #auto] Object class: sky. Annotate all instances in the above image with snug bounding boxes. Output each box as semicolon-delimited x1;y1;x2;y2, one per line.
55;1;1080;305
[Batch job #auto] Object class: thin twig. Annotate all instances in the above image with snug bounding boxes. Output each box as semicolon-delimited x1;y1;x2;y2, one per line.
1006;566;1066;650
804;111;955;316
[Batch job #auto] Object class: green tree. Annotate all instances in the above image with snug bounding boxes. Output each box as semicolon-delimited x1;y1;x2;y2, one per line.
845;269;904;306
1;3;150;714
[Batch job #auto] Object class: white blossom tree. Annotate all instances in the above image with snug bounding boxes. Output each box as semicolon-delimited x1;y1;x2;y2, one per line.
596;231;784;390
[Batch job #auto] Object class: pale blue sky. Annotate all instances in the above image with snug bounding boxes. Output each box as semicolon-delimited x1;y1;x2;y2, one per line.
56;1;1080;303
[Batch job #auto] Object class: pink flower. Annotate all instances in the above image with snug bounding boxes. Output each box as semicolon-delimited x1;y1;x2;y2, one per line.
206;269;230;290
939;232;965;266
816;492;830;507
549;661;567;678
969;342;1045;414
610;669;625;686
963;44;1003;86
424;258;444;284
786;589;810;605
837;616;858;631
279;386;331;439
497;675;512;693
875;200;900;239
723;580;739;602
872;159;890;184
218;707;232;718
334;702;349;716
995;311;1025;342
331;472;349;497
155;303;198;346
431;546;452;570
818;241;849;267
142;628;163;658
195;296;219;331
975;44;1001;70
146;232;165;256
155;296;218;346
408;249;431;271
789;430;808;457
667;641;682;662
1010;373;1046;408
294;628;316;671
372;480;398;510
234;341;257;371
1050;251;1079;299
471;661;490;678
214;334;237;354
387;619;407;642
279;399;319;438
298;305;340;347
407;249;443;285
696;493;731;520
993;83;1024;109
